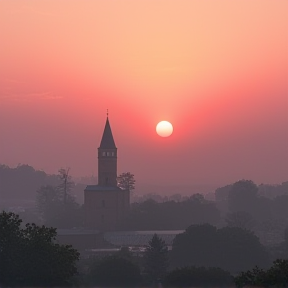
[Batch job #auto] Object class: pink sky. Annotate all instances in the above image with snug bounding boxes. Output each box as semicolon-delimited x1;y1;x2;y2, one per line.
0;1;287;192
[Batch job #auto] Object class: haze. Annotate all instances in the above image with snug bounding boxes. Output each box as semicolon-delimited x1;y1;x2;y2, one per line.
1;0;287;191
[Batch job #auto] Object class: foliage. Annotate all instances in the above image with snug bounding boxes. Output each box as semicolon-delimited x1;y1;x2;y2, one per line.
117;172;135;192
143;234;169;283
228;179;258;213
0;211;79;287
164;266;233;287
217;226;269;271
57;168;75;203
217;180;288;243
36;184;61;219
171;224;218;268
225;211;255;230
87;255;141;286
214;180;288;233
170;224;270;273
115;246;134;262
124;197;220;230
273;195;288;219
189;192;206;202
215;184;232;201
284;226;288;246
0;164;59;201
258;181;288;198
267;259;288;286
36;168;83;228
36;184;83;228
234;259;288;287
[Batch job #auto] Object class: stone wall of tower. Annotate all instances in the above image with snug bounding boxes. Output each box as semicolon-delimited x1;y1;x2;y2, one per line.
98;149;117;186
84;189;129;230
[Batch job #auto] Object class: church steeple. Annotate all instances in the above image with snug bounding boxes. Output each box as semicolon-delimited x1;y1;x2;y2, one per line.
98;114;117;187
99;117;116;149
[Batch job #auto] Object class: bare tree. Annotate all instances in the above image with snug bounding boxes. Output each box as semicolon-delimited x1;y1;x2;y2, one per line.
57;168;75;204
35;168;80;228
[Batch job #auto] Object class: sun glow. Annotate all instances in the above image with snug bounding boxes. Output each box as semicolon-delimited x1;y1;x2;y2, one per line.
156;121;173;137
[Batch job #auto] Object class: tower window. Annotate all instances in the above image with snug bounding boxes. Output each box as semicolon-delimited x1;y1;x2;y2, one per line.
107;152;110;156
102;152;106;156
111;152;114;156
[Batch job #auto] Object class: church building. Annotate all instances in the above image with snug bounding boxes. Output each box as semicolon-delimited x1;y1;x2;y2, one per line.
84;115;130;231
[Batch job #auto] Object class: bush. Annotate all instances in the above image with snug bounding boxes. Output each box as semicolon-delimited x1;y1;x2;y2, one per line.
164;266;233;286
87;255;141;286
0;211;79;286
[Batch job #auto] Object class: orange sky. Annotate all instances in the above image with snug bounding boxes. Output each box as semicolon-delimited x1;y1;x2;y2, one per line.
0;1;287;192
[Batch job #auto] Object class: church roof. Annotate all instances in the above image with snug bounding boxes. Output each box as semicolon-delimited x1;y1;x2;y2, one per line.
85;185;123;191
99;117;116;149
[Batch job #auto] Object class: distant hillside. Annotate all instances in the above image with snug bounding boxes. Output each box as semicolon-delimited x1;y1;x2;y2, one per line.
0;164;89;206
0;164;60;202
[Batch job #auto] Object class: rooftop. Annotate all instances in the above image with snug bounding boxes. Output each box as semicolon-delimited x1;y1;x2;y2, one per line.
104;230;184;246
99;117;116;149
85;185;123;191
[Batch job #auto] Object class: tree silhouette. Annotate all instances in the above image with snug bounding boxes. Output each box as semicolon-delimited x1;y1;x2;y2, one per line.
117;172;135;193
228;180;258;213
36;168;82;228
36;185;61;221
124;197;220;230
225;211;255;230
0;164;59;201
57;167;75;204
171;224;269;273
143;234;169;283
88;255;141;286
0;211;79;287
164;266;233;287
234;259;288;287
36;184;81;228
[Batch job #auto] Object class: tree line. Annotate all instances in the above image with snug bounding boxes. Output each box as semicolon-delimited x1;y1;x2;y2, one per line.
2;211;288;287
2;165;288;243
123;194;220;230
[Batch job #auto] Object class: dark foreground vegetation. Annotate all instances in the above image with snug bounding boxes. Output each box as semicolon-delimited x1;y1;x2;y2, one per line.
0;211;79;286
235;259;288;287
164;267;233;287
2;211;288;287
87;255;142;286
170;224;269;272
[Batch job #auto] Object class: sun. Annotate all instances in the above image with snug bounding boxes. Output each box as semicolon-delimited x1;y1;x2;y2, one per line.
156;121;173;137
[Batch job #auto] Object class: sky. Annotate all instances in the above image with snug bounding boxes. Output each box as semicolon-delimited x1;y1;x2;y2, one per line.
0;1;287;193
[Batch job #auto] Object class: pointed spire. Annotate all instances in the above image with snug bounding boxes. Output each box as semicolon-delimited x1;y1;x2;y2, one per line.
99;114;116;149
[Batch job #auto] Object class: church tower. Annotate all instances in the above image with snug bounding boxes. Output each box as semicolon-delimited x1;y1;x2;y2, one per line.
98;117;117;186
84;114;130;231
